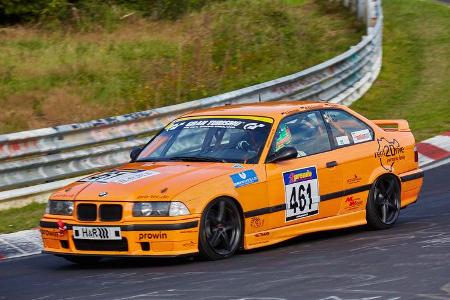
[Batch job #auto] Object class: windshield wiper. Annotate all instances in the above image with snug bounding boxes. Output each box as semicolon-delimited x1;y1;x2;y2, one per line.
167;156;227;163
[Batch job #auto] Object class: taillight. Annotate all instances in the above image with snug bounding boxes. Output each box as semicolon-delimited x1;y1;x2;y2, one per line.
414;145;418;162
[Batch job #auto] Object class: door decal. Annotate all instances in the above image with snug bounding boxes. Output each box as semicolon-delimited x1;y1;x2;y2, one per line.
283;166;320;222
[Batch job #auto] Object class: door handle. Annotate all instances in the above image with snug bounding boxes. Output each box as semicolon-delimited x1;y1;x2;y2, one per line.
326;161;338;168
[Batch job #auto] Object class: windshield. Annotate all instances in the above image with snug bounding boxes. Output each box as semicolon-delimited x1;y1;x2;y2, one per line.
136;116;273;164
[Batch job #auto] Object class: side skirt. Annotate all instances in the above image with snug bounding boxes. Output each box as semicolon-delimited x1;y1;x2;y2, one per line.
243;210;367;250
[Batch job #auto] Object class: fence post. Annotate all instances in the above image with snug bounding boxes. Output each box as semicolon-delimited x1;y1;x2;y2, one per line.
367;0;378;34
357;0;367;24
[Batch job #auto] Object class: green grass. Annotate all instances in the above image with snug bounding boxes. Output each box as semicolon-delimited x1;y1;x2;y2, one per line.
351;0;450;141
0;0;363;133
0;202;46;234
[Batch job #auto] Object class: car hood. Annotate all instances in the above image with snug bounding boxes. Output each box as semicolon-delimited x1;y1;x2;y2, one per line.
52;162;241;202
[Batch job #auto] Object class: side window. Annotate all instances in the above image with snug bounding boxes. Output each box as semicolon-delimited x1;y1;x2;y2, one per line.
322;109;374;147
269;111;331;158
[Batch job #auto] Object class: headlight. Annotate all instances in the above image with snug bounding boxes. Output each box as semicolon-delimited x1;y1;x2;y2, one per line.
168;202;190;216
46;200;74;216
133;201;190;217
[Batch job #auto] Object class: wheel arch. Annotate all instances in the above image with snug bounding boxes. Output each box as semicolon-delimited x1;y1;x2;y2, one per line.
207;195;245;228
370;172;402;195
368;166;402;195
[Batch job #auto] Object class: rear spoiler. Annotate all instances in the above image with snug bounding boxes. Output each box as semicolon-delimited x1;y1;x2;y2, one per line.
371;120;410;132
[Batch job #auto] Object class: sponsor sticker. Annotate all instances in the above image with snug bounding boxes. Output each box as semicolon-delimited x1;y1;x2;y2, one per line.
138;232;168;241
346;174;362;185
336;135;350;146
374;137;405;172
250;216;265;228
351;129;372;144
73;226;121;240
283;166;320;222
40;229;63;238
137;194;170;200
230;170;259;188
243;123;265;130
165;118;269;131
185;120;243;129
341;196;363;213
79;169;160;184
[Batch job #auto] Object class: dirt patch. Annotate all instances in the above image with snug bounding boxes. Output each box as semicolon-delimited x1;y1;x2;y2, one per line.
0;88;120;132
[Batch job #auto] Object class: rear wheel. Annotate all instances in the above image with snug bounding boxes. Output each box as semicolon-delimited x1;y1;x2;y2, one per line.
366;175;400;229
60;255;101;265
199;198;242;260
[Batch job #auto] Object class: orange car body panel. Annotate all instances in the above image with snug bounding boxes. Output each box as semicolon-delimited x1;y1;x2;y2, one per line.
40;101;423;257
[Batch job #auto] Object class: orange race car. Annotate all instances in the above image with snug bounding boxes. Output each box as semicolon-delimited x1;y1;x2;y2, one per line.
40;101;423;264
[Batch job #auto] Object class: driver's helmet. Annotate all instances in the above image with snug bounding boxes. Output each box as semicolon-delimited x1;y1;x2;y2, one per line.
274;123;292;152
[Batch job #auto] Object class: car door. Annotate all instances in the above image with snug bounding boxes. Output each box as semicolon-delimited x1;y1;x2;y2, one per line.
265;110;344;230
321;109;376;215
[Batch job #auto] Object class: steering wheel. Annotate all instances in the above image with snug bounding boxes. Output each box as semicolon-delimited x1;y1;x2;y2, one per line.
236;140;251;151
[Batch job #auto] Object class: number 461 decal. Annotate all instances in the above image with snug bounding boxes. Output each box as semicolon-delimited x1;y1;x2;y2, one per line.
282;166;320;222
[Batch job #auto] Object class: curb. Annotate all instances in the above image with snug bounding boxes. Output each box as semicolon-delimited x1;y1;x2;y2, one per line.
1;131;449;262
417;131;450;167
0;229;42;261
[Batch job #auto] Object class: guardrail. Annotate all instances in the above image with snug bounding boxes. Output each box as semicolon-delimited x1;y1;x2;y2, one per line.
0;0;383;209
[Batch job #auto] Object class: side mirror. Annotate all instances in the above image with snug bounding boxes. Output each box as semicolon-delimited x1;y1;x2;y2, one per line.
266;147;298;163
130;146;143;162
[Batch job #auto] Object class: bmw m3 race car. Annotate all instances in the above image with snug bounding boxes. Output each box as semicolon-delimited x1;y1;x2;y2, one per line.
40;101;423;264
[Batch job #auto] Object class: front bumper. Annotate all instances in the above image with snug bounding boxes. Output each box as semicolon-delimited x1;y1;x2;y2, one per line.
40;218;200;257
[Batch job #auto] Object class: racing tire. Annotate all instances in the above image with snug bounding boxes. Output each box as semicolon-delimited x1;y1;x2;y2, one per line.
199;197;243;260
61;255;102;265
366;175;401;230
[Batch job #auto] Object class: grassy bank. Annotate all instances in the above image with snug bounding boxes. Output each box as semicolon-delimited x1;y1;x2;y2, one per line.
0;202;45;234
0;0;363;134
351;0;450;141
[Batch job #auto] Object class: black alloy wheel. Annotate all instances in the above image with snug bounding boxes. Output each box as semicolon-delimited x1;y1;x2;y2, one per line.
366;175;401;229
199;197;242;260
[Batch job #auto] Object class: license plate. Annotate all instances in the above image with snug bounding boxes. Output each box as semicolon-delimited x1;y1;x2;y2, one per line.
72;226;122;240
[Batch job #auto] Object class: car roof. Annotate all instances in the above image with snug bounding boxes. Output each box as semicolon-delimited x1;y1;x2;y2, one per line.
179;100;343;121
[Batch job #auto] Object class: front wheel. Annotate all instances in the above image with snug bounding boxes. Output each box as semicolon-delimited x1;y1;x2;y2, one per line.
366;175;401;230
199;198;242;260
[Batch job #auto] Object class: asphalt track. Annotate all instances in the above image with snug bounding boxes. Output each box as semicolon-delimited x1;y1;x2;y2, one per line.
0;164;449;300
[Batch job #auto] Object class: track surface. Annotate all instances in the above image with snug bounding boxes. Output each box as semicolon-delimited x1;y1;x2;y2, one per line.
1;164;449;300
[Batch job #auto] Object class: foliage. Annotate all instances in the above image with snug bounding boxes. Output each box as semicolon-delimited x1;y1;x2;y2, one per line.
0;0;225;27
119;0;225;20
0;202;46;234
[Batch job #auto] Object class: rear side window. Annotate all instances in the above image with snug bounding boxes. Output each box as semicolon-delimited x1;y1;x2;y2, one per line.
322;110;374;147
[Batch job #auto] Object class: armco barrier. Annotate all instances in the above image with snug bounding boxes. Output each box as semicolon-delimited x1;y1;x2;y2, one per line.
0;0;382;209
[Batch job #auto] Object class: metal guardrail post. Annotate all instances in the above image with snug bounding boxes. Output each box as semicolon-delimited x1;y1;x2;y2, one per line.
357;0;367;23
